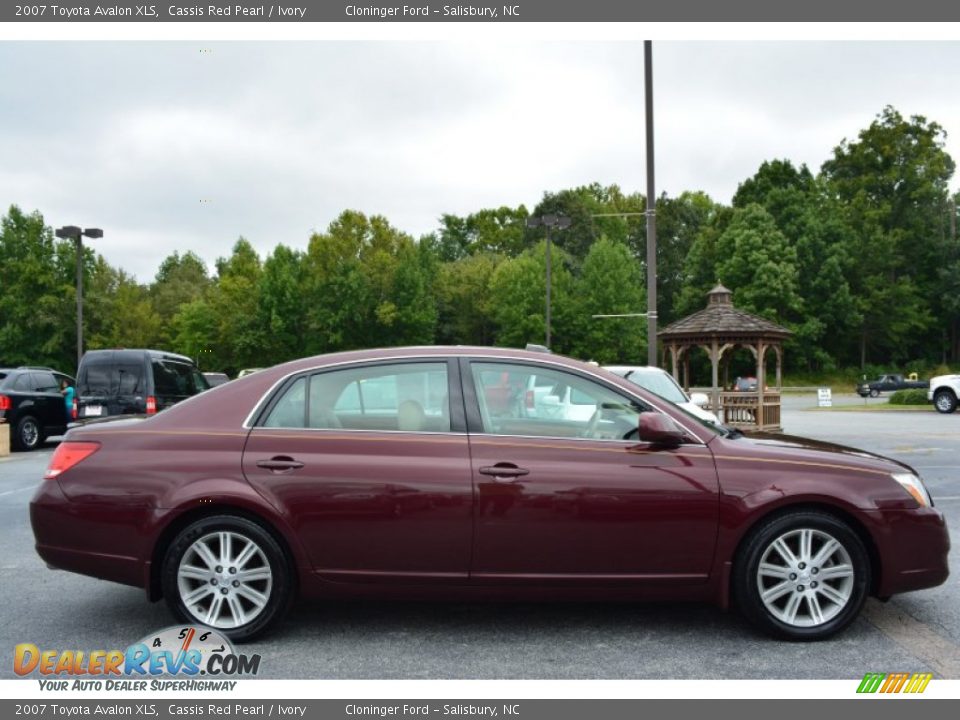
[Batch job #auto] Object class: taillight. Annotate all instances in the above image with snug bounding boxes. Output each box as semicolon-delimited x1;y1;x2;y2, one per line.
525;390;535;409
146;396;157;414
71;398;78;420
44;441;100;480
0;395;10;411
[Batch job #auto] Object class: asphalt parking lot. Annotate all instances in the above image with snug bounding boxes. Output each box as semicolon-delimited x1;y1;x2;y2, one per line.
1;395;958;679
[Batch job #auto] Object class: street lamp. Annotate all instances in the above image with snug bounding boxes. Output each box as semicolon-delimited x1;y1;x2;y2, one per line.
55;225;103;368
526;213;571;348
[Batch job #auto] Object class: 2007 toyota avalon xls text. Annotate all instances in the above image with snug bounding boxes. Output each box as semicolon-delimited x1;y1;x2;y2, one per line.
30;347;949;641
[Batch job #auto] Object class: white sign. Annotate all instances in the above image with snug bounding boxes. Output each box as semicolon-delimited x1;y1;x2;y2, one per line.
817;388;832;407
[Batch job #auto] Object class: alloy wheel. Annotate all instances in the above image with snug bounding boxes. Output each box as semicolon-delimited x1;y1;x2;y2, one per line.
755;528;854;628
177;530;274;629
20;419;39;448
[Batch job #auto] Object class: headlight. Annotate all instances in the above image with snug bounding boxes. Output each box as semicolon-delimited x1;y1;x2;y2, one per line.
892;472;932;507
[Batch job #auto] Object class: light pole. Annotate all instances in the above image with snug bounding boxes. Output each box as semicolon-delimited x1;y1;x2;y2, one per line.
55;225;103;368
644;39;658;367
526;214;571;348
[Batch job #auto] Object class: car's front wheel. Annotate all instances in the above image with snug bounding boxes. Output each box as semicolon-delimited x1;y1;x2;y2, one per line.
869;389;880;398
734;511;870;641
13;415;42;451
161;515;293;642
934;389;957;414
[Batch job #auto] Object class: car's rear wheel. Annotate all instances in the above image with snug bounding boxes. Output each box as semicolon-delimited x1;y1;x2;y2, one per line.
734;511;870;641
161;515;293;642
13;415;41;451
934;389;957;414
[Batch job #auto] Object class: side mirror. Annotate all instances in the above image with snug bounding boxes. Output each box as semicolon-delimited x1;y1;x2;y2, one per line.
689;392;709;408
638;413;686;447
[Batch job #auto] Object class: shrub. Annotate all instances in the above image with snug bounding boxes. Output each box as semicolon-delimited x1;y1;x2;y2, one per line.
888;389;929;405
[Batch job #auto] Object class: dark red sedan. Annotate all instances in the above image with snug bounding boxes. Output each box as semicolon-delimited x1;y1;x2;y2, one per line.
31;347;949;641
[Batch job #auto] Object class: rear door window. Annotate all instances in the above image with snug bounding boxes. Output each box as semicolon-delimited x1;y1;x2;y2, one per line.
152;360;203;396
13;374;33;391
33;372;60;393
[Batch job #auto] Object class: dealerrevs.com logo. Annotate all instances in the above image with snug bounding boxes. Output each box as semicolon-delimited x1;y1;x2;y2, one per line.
14;626;260;691
857;672;933;694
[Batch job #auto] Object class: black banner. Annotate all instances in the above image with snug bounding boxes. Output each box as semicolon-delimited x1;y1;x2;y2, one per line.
4;0;960;22
0;700;958;720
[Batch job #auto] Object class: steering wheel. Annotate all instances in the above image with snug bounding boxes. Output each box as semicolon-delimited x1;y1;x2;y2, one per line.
583;406;643;441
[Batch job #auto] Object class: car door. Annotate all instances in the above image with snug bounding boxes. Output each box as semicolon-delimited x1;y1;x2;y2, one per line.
463;359;720;584
242;358;474;583
32;371;66;432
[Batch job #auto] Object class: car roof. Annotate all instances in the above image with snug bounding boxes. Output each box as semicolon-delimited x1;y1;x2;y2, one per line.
81;349;196;364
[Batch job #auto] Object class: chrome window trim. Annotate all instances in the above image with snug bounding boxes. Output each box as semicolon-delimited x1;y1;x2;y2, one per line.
240;352;709;446
252;426;467;437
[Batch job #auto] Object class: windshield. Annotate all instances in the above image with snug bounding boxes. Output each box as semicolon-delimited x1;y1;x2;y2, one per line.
619;369;688;403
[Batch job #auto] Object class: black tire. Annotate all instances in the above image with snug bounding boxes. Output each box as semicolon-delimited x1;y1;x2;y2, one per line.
161;514;294;642
868;389;880;398
733;510;870;641
934;389;958;414
13;415;42;451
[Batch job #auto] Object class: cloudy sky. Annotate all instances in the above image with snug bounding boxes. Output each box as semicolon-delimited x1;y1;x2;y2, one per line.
1;41;959;280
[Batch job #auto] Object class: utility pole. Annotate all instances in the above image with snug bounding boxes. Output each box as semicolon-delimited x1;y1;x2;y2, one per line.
644;40;658;367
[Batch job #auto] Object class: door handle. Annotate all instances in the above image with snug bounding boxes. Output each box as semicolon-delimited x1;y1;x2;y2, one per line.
479;464;529;481
256;456;305;473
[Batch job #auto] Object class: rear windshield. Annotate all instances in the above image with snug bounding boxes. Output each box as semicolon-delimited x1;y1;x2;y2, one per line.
79;362;144;395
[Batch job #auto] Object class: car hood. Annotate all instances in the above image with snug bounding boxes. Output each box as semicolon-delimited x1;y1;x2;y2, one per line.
727;431;915;475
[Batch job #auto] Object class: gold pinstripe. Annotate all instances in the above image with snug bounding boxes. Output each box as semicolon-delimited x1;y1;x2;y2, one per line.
79;429;893;475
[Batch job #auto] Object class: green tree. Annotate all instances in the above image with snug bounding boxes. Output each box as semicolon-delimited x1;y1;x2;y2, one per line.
258;245;305;363
821;106;954;366
209;238;265;371
435;252;503;345
570;238;646;364
437;206;529;260
654;191;721;326
0;206;74;368
150;251;211;345
531;183;644;262
715;204;803;325
303;211;437;354
172;298;219;369
734;160;859;369
488;242;576;352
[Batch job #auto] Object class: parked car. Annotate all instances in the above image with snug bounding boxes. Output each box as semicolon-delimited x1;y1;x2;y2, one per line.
32;346;948;642
856;373;929;398
928;374;960;414
733;376;759;392
75;349;209;420
203;372;231;388
604;365;719;424
0;367;74;450
237;368;263;378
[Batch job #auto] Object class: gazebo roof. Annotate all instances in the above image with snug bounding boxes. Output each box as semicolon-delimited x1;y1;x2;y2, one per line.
658;284;792;341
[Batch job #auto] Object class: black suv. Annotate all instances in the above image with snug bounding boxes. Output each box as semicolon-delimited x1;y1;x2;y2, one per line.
0;367;74;451
76;349;210;420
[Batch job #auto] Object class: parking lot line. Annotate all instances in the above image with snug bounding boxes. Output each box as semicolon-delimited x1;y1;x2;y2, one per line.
0;485;36;498
862;599;960;678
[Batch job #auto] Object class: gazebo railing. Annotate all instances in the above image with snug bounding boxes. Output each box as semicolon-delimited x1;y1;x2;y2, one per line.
700;391;782;431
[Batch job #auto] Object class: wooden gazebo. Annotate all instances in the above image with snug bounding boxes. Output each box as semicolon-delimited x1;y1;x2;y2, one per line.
658;285;792;431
